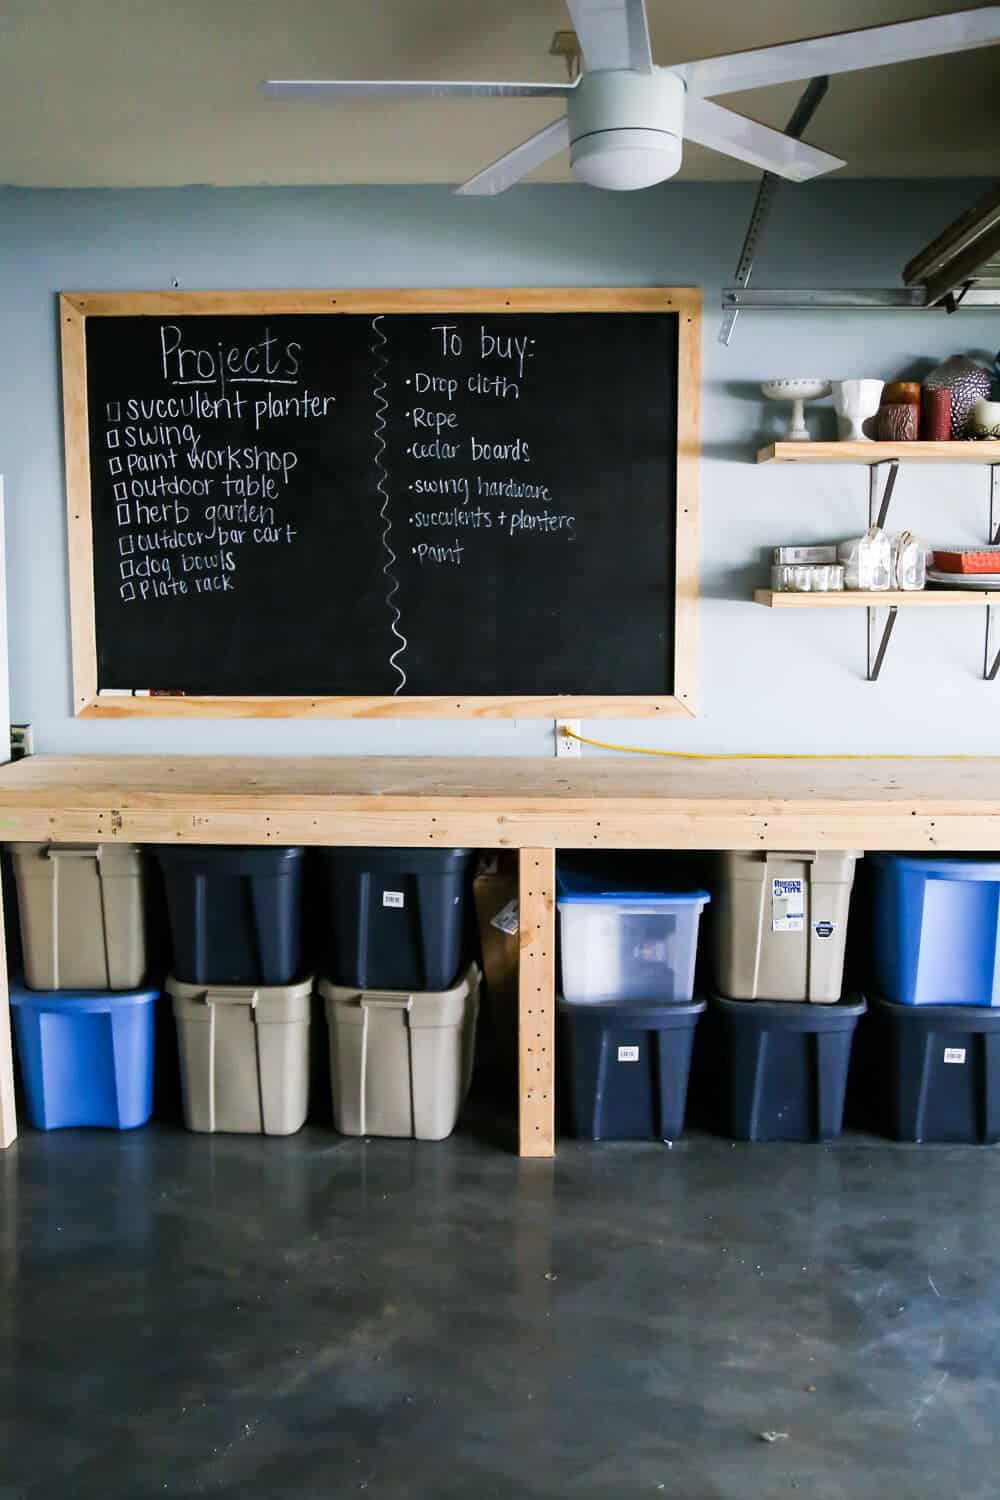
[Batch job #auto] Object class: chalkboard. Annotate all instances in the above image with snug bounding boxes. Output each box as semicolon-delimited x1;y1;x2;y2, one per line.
61;290;700;717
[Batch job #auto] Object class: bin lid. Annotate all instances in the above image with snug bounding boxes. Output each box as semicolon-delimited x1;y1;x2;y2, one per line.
710;992;866;1029
873;993;1000;1027
559;996;706;1023
871;853;1000;881
9;982;159;1012
556;862;709;908
153;845;305;871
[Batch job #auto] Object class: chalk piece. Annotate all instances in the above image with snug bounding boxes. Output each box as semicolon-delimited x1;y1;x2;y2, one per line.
98;688;133;697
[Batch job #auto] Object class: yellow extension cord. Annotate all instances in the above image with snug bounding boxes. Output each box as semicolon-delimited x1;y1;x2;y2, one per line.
560;728;984;762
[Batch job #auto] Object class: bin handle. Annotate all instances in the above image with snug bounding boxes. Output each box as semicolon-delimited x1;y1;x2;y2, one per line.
360;994;414;1012
44;844;102;860
201;987;259;1008
757;851;818;864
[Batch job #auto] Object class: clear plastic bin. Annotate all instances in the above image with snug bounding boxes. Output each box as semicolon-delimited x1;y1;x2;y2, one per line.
557;863;710;1005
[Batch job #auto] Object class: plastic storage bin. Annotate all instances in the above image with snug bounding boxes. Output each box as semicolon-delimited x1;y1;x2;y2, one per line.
557;862;710;1005
711;993;866;1141
321;847;473;992
155;845;305;986
167;974;313;1135
8;842;147;991
9;982;157;1130
872;854;1000;1006
875;995;1000;1142
320;964;480;1140
712;850;860;1004
560;997;705;1140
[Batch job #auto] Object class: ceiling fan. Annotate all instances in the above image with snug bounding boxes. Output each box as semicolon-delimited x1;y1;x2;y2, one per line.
261;3;1000;194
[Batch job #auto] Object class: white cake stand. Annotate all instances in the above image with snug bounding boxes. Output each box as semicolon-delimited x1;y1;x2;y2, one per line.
761;379;832;442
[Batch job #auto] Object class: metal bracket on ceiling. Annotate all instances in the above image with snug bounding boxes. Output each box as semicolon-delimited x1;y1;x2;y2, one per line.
718;75;829;347
867;605;898;682
549;30;582;81
868;459;900;531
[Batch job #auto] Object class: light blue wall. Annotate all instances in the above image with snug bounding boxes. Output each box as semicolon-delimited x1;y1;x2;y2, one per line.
2;179;998;755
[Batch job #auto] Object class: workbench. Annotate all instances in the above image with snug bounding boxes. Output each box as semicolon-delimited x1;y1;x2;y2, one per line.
1;753;998;1155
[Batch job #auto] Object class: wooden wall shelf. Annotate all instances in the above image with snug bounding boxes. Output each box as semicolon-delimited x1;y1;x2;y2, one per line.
757;441;1000;465
755;588;998;608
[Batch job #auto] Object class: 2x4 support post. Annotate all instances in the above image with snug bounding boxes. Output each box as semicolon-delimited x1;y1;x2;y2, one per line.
518;848;556;1158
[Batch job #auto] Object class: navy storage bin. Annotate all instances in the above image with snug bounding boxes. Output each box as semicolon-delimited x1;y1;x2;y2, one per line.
712;993;866;1142
872;853;1000;1006
560;997;705;1141
875;995;1000;1142
321;847;473;991
155;846;305;986
10;982;157;1131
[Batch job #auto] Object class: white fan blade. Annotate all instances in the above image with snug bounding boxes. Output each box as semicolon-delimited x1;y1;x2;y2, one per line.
683;7;1000;97
261;79;576;100
566;0;654;73
684;98;845;182
456;117;570;196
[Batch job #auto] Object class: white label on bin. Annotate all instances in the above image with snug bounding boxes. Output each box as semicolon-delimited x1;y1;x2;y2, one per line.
617;1046;640;1062
772;878;804;933
382;890;405;909
944;1048;967;1065
490;898;519;936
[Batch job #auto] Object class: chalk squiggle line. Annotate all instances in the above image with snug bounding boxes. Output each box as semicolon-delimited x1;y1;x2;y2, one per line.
371;314;407;694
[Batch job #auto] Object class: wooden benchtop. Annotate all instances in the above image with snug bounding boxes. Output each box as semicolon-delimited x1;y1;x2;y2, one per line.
0;754;997;849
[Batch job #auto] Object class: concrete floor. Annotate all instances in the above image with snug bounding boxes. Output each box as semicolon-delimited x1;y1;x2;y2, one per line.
1;1127;998;1499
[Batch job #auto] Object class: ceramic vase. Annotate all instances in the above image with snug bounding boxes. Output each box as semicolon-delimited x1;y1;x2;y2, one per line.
924;356;993;438
971;399;1000;440
831;379;884;442
922;387;951;442
878;403;919;442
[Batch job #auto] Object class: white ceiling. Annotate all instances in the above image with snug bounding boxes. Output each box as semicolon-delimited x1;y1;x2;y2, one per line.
0;0;998;188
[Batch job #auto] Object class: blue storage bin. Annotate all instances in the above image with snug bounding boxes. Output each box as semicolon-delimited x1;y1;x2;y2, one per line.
873;854;1000;1006
9;983;157;1130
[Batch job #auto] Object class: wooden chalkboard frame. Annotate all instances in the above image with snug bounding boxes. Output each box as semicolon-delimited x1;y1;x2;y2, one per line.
61;287;700;719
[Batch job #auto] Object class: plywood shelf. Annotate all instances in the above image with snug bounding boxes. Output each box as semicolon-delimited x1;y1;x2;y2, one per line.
757;441;1000;465
754;588;999;608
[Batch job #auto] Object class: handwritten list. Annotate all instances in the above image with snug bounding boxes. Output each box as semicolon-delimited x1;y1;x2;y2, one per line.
83;309;676;697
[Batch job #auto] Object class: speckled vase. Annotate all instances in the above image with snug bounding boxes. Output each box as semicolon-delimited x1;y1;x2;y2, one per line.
924;356;993;438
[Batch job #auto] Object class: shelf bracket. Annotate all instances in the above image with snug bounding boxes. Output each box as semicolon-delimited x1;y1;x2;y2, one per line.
989;464;1000;546
984;601;1000;681
868;458;900;530
867;605;898;681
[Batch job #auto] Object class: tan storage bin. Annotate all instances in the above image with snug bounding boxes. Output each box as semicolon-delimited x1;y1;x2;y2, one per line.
167;975;313;1135
712;851;860;1004
320;964;480;1140
8;842;147;991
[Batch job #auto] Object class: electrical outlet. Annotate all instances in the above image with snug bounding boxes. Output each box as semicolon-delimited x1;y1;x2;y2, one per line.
555;720;581;758
10;723;33;761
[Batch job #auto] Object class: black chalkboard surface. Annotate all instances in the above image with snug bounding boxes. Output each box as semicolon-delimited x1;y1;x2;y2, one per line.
63;291;698;715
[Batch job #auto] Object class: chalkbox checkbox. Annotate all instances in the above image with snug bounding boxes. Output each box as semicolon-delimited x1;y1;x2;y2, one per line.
119;535;134;557
120;559;134;580
116;502;130;525
113;482;127;501
106;401;121;422
120;582;136;602
108;456;122;475
107;429;120;449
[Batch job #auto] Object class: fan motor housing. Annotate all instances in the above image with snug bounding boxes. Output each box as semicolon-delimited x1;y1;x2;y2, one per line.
568;68;685;190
